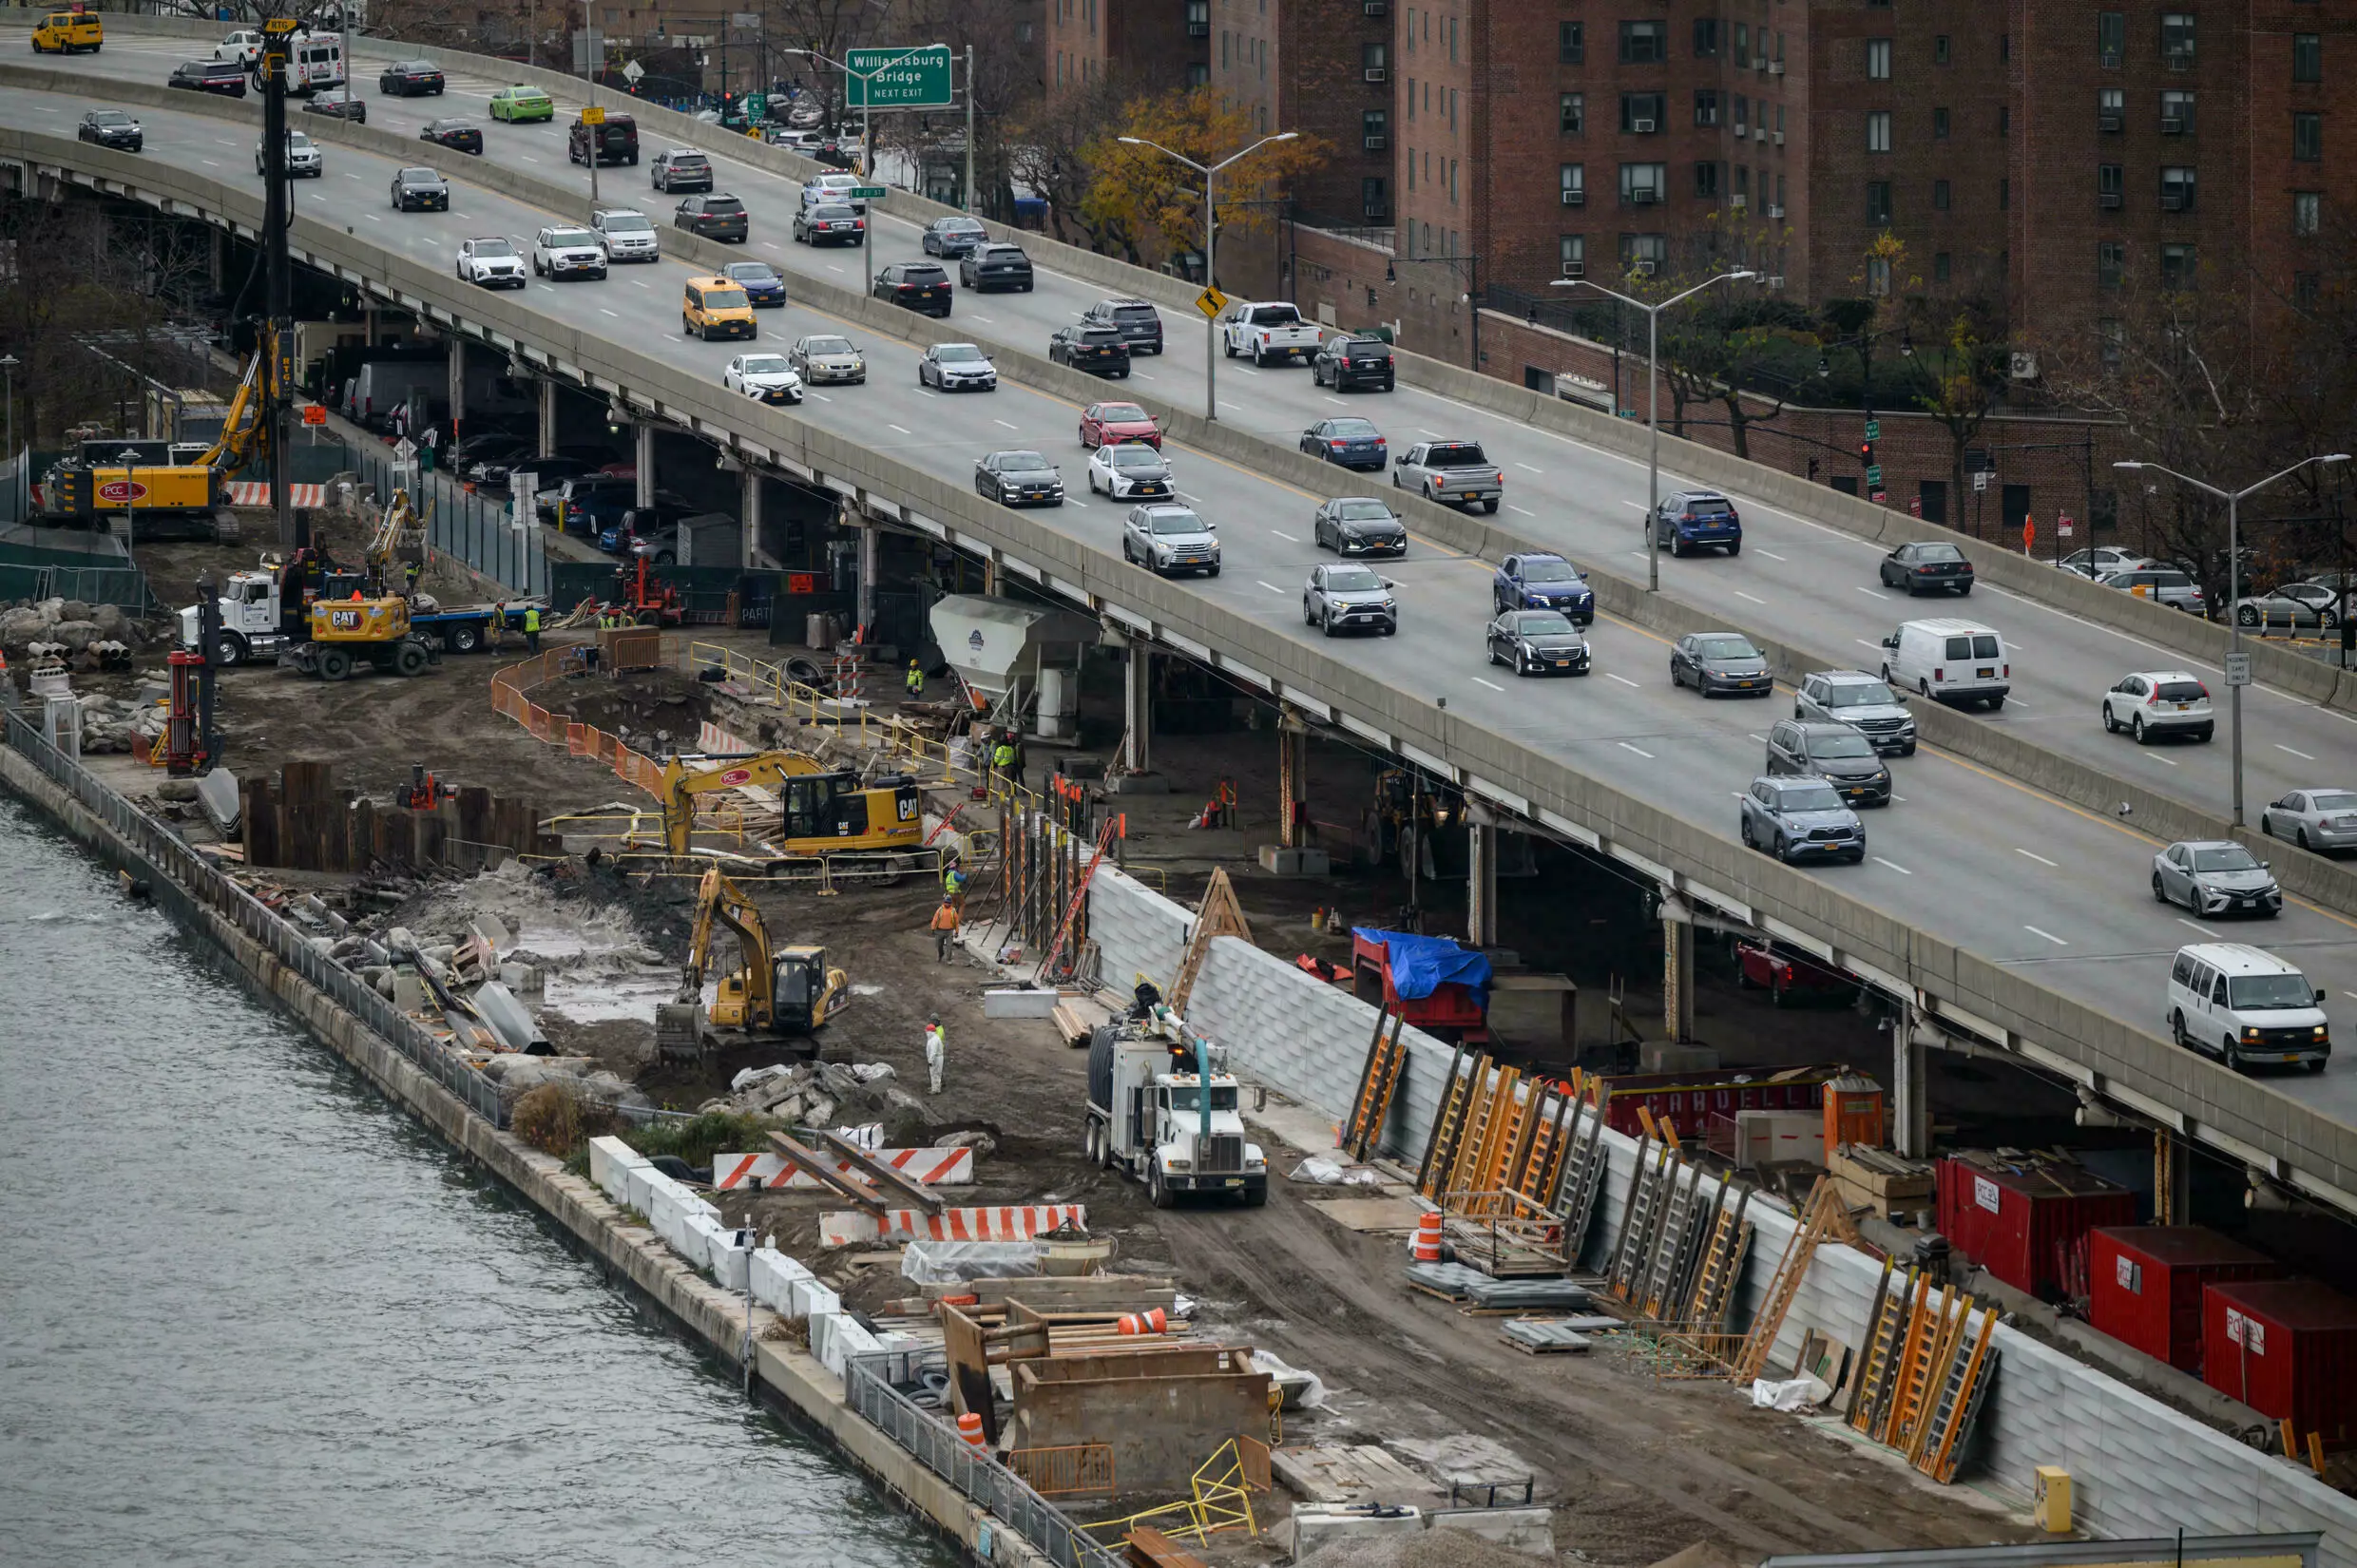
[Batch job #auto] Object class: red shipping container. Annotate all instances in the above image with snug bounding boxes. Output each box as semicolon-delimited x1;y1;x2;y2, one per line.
2087;1227;2281;1374
1581;1066;1843;1142
2201;1279;2357;1446
1937;1154;2137;1299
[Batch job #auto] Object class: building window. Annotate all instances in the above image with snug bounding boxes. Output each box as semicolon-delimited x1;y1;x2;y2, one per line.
2295;272;2321;310
1934;106;1950;139
1734;165;1750;201
1619;163;1666;204
2294;190;2321;235
1185;0;1206;32
2001;177;2009;209
1619;20;1667;65
2294;112;2322;162
1186;62;1208;87
1364;109;1389;149
1363;41;1388;77
2160;243;2197;291
1561;163;1585;203
1933;178;1950;211
1867;38;1891;80
1696;89;1720;127
1561;22;1584;65
2099;87;2124;129
1732;22;1750;68
1621;93;1665;133
1561;235;1586;276
2099;319;2123;371
2098;163;2124;205
1868;255;1892;295
1619;233;1668;272
2160;12;2194;66
2098;11;2124;67
1934;35;1950;66
2293;32;2322;84
1695;161;1720;198
2098;240;2125;289
1867;182;1892;223
1561;93;1584;135
1363;176;1387;216
1694;18;1718;57
1920;478;1948;521
2160;165;2196;210
2160;90;2194;134
1734;94;1748;137
1867;111;1891;152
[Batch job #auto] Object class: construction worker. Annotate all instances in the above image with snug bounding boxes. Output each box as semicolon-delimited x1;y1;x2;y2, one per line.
941;856;967;907
929;896;960;963
905;659;925;699
488;602;507;652
403;557;422;594
524;602;542;653
924;1014;947;1095
990;732;1017;794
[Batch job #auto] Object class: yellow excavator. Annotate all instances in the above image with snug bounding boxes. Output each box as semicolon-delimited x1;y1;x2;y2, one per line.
656;750;925;875
655;868;848;1062
41;333;274;537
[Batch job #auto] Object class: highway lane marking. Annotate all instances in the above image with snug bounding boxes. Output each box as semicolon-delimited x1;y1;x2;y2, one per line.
1855;639;1880;650
1326;396;1348;407
1133;372;1157;381
1507;505;1535;517
1605;673;1640;688
1514;463;1543;474
1855;585;1890;600
1419;429;1443;438
344;172;362;180
2148;754;2178;766
827;264;844;273
1238;367;1260;376
1256;581;1284;594
811;392;833;402
889;423;912;434
201;158;220;165
1735;590;1766;604
994;419;1019;430
1618;741;1656;759
599;308;619;316
1621;500;1646;510
2015;849;2059;868
1874;856;1913;874
1473;677;1505;692
1270;529;1299;542
1756;548;1787;561
2024;925;2070;946
632;279;649;288
365;213;381;221
2278;743;2318;760
2179;919;2219;936
1747;734;1767;742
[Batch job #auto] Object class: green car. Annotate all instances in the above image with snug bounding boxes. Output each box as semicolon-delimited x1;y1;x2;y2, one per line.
488;84;554;123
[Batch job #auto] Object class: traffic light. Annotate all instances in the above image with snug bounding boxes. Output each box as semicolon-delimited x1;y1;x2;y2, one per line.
1859;438;1875;468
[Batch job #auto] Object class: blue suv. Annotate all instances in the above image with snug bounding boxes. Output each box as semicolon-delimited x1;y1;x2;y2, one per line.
1652;488;1742;557
1492;552;1596;625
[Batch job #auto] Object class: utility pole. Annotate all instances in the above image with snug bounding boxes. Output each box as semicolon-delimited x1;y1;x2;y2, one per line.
262;16;297;550
962;44;974;213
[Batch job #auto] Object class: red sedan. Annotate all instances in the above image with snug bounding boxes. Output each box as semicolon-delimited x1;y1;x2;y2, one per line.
1734;939;1858;1006
1079;401;1161;450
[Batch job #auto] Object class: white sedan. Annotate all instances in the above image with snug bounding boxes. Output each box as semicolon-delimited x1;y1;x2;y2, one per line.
1086;440;1175;500
722;353;805;406
454;237;527;289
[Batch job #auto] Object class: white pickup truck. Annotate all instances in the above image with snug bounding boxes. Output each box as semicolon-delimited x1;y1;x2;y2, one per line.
1220;301;1322;366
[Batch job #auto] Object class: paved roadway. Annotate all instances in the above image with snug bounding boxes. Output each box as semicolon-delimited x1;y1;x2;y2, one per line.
12;45;2357;1144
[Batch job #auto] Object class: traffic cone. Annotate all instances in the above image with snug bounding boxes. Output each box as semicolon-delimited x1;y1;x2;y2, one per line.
1411;1211;1443;1264
956;1412;986;1447
1115;1308;1169;1336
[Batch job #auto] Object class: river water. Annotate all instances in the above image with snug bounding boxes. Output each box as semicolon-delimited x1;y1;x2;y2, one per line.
0;796;955;1567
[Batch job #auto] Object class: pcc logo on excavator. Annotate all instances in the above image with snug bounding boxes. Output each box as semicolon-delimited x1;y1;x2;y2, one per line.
96;480;149;503
719;767;755;786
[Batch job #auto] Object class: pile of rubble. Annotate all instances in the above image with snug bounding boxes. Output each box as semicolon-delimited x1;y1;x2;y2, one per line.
1;597;158;663
708;1059;920;1131
52;683;167;753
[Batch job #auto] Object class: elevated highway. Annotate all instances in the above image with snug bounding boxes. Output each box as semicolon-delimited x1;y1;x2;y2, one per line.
4;37;2355;1218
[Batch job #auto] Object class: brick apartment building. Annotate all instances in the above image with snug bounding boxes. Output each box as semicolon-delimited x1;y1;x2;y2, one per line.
1044;0;1208;94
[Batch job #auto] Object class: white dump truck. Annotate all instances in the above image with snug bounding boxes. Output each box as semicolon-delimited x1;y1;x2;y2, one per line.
1084;1004;1268;1208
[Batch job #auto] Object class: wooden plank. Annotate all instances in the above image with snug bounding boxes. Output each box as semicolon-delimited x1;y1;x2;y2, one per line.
815;1129;946;1214
1126;1526;1210;1568
766;1130;884;1214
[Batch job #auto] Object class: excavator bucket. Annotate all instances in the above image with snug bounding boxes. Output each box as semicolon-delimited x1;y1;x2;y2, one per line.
654;1002;706;1063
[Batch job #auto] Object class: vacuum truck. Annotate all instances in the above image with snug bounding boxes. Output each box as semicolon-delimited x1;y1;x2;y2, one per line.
1083;996;1267;1209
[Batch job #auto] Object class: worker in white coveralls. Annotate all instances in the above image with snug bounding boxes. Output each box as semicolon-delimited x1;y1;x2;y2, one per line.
924;1014;946;1095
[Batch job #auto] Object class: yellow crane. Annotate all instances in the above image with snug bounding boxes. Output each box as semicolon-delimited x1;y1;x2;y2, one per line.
654;868;848;1062
41;333;275;529
656;750;925;873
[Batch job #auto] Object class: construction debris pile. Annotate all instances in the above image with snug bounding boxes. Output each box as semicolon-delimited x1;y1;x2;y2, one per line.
50;682;169;753
704;1059;915;1130
0;597;160;660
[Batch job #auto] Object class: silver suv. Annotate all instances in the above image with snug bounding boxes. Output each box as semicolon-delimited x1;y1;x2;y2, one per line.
1794;669;1915;757
589;206;661;261
1122;503;1220;578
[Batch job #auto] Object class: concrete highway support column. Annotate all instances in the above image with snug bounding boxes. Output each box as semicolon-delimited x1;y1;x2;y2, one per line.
857;518;878;636
1892;1004;1932;1159
535;378;557;458
1277;713;1309;849
1122;642;1153;774
446;339;467;437
1466;801;1500;949
740;468;761;569
2155;1130;2190;1224
633;423;655;508
1660;895;1696;1044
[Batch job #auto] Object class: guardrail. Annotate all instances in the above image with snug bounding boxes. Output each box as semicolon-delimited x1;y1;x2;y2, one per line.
845;1348;1124;1568
1;708;507;1126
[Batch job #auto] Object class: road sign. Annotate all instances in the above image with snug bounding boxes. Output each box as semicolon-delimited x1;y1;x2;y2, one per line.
851;184;887;200
393;437;417;462
300;403;326;426
1864;465;1883;488
2022;515;2037;554
846;44;954;109
744;91;767;123
2225;652;2253;687
2058;512;2075;538
1972;471;1990;493
1196;284;1230;320
581;105;605;125
622;58;644;84
1869;488;1888;505
1863;418;1881;441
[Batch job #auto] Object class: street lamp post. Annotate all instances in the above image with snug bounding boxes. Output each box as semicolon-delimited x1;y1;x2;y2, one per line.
1554;268;1754;591
1116;131;1299;424
780;44;947;294
0;354;17;525
2114;452;2349;826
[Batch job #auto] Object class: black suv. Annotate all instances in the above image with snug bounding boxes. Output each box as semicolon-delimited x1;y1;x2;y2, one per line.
569;113;639;166
1083;298;1163;355
1050;324;1132;377
1314;335;1395;392
873;262;952;317
378;60;446;94
390;166;450;211
673;193;748;241
649;147;713;191
1765;719;1893;807
961;243;1034;293
77;109;143;151
169;59;248;97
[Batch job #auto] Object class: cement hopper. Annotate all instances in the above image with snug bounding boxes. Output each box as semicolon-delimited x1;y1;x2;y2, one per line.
928;595;1098;731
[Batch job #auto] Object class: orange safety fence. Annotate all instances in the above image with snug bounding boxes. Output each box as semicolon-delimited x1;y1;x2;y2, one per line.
1236;1434;1273;1494
1006;1444;1115;1500
491;650;670;797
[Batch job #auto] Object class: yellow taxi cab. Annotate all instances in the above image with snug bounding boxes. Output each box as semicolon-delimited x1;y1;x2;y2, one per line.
681;276;757;342
31;8;103;52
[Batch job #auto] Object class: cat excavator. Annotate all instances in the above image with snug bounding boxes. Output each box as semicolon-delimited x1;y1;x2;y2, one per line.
654;868;847;1062
654;749;926;878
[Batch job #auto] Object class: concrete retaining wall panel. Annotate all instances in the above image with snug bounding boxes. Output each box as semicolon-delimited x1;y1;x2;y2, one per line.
692;1214;739;1285
1088;867;1190;1000
624;1160;662;1216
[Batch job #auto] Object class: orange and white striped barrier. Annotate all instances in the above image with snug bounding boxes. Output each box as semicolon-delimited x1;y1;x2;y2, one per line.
697;719;762;754
1115;1308;1168;1336
712;1148;975;1191
819;1202;1086;1249
1410;1211;1443;1264
225;482;327;508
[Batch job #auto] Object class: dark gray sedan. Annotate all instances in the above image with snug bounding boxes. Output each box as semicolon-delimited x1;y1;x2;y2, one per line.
1671;632;1773;698
2152;840;2282;917
1486;610;1590;676
1313;497;1407;557
974;449;1064;507
1740;776;1866;865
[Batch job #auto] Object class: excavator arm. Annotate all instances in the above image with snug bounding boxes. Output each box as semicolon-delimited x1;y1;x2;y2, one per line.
661;867;780;1055
198;334;274;476
658;751;826;856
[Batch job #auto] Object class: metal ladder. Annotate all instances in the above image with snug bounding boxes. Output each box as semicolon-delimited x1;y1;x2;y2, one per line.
1551;1100;1610;1266
1641;1164;1704;1315
1846;1259;1907;1429
1917;1310;2000;1481
1730;1176;1859;1384
1609;1140;1674;1298
1416;1047;1484;1197
1682;1187;1753;1330
1343;1009;1409;1162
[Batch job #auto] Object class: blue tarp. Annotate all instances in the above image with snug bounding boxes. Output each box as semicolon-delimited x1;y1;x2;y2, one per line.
1353;927;1492;1003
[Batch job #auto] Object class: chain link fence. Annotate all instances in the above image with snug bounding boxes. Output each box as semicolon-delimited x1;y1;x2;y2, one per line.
846;1348;1124;1568
1;710;506;1126
351;447;548;599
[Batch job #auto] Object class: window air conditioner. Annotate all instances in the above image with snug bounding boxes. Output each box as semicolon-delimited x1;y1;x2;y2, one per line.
1187;20;1208;35
1561;259;1585;277
2165;50;2193;70
1754;125;1769;141
1767;203;1784;218
2100;50;2122;68
1769;60;1785;74
1772;130;1784;144
1562;187;1584;204
1364;66;1387;82
1633;118;1657;133
1630;188;1658;203
2100;192;2124;208
2160;116;2185;134
2161;190;2186;210
1730;193;1747;207
2099;113;2123;132
1762;275;1785;288
1633;259;1658;276
1365;135;1388;150
1363;0;1389;12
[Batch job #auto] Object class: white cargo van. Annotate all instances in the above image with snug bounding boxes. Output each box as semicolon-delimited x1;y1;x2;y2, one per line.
350;358;447;430
1879;618;2010;709
2166;943;2330;1073
291;34;343;93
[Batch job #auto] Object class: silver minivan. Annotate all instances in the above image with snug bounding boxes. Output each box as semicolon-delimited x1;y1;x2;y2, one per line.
2166;942;2330;1073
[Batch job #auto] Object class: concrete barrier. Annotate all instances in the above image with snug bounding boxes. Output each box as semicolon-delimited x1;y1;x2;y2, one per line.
749;1244;813;1315
697;1214;747;1288
623;1158;662;1217
587;1133;647;1204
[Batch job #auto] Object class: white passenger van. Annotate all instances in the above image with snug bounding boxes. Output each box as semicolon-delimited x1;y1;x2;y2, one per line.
1878;618;2010;710
2167;943;2330;1073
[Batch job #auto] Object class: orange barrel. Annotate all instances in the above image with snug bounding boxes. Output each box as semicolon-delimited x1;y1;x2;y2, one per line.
956;1412;986;1448
1411;1211;1443;1263
1115;1308;1169;1336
